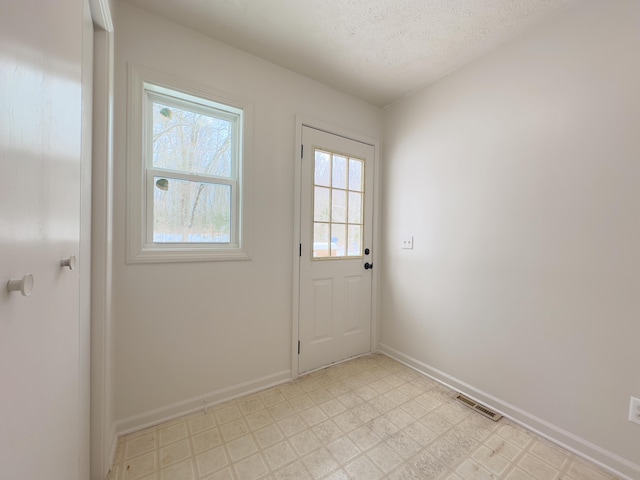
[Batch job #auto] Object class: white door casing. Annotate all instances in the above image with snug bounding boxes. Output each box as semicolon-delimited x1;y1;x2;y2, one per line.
80;0;94;477
298;126;375;374
0;1;84;478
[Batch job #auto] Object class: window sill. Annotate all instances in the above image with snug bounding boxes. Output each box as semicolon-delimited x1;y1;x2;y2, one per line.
127;244;251;264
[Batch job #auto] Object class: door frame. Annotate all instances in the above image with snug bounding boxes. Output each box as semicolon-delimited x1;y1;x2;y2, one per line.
292;115;381;378
87;0;115;478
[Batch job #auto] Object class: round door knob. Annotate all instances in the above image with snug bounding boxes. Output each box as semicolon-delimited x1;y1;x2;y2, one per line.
61;256;77;271
7;273;34;297
364;262;373;270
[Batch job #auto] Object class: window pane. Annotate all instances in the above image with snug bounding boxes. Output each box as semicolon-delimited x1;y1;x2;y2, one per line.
153;177;231;243
332;155;347;189
332;189;347;223
152;101;233;177
349;158;363;192
314;187;330;222
348;192;362;224
347;225;362;256
314;151;331;187
313;223;330;258
331;223;346;257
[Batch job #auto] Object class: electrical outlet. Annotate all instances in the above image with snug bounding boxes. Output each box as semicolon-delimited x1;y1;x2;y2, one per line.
629;396;640;425
402;237;414;249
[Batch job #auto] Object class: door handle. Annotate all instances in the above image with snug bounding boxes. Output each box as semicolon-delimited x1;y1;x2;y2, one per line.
61;256;77;271
7;273;34;297
364;262;373;270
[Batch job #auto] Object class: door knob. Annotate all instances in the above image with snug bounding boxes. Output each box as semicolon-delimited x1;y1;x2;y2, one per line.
7;274;34;297
364;262;373;270
61;256;77;270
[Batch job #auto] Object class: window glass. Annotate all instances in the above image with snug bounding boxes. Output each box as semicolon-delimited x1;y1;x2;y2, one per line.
152;177;231;243
312;151;365;259
152;101;234;177
145;91;240;246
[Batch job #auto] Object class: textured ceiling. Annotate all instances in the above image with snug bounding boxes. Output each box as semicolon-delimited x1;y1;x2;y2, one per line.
119;0;580;106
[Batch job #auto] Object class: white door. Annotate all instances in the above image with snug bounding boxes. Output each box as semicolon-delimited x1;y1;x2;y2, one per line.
0;1;84;478
299;126;375;373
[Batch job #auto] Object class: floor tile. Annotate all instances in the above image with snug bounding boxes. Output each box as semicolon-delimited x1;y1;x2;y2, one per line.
263;440;297;471
327;435;361;465
158;422;188;446
159;439;190;468
159;459;195;480
301;447;339;479
192;428;222;454
123;451;156;480
233;453;268;480
345;455;384;480
195;446;228;477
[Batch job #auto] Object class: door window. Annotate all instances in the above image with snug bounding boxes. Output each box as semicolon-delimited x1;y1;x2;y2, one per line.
312;149;364;259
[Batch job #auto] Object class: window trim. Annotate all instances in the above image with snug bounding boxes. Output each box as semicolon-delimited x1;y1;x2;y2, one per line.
127;64;253;263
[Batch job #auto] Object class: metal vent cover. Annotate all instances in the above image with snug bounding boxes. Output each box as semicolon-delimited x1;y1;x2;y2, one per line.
455;393;502;422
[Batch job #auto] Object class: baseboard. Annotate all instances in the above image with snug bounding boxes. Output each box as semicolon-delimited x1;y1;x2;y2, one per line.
114;369;292;437
107;423;117;479
378;344;640;480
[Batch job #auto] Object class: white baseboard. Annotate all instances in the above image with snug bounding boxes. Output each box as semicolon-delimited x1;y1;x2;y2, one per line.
377;344;639;480
113;369;292;437
107;424;117;479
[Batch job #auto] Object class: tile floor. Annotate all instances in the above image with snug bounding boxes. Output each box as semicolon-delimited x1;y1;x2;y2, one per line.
108;355;620;480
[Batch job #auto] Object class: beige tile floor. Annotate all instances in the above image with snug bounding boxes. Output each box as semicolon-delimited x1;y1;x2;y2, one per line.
108;354;620;480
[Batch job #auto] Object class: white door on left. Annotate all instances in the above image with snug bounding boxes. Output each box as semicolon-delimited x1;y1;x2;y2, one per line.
0;1;84;478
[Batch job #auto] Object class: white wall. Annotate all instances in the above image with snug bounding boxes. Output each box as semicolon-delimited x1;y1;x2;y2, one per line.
112;1;381;429
380;0;640;477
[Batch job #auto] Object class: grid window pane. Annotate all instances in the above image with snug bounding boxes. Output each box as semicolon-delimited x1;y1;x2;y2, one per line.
348;192;362;224
313;223;330;257
349;159;363;192
332;189;347;223
331;224;346;257
347;225;362;256
314;151;331;187
314;187;330;222
153;177;231;243
332;155;347;189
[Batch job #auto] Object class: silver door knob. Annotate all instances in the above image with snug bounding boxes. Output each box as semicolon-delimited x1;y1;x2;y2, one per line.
61;256;77;271
7;274;34;297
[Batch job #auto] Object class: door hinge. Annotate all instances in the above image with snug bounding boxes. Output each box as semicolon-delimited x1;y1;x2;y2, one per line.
301;145;304;158
298;341;300;355
299;243;302;257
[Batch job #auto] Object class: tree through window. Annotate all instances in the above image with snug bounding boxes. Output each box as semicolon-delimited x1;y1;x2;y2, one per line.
148;94;239;244
126;66;251;263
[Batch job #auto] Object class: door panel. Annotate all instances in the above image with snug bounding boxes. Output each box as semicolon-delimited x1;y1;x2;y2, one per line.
299;126;375;373
312;278;333;340
345;275;364;333
0;1;83;478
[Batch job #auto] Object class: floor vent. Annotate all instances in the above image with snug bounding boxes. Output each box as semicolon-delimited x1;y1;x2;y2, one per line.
455;393;502;421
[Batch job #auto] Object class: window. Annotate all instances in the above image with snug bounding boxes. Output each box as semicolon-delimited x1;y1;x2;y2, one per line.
312;149;365;259
127;66;252;263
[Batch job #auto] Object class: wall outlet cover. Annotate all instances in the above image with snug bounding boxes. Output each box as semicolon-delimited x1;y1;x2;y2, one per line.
402;237;414;249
